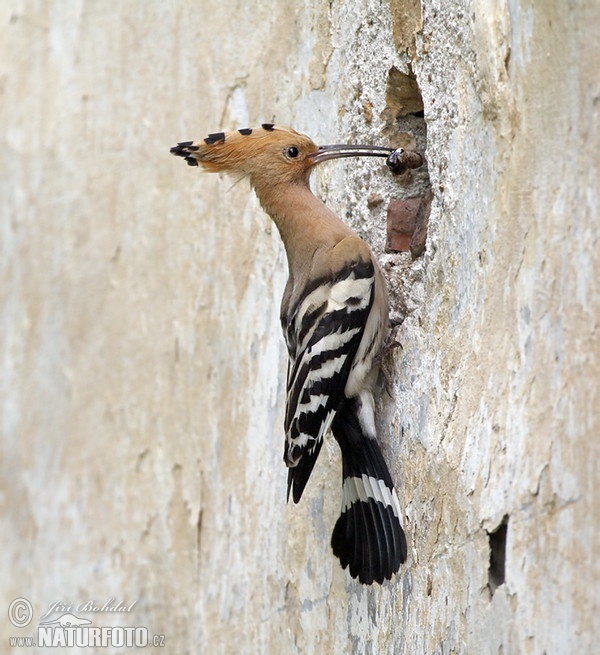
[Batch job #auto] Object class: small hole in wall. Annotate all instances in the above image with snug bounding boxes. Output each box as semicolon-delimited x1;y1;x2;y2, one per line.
380;66;431;259
487;515;509;596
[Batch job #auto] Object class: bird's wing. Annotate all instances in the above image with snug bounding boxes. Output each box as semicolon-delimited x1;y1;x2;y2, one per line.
283;255;376;503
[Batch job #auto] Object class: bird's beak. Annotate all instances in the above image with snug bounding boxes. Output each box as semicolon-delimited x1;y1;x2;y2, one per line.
310;144;394;164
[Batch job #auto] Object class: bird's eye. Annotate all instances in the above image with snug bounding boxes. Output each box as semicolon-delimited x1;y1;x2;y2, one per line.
285;146;300;159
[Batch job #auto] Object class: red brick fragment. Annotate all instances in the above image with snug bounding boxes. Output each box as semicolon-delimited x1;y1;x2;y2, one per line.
385;195;432;257
386;198;421;252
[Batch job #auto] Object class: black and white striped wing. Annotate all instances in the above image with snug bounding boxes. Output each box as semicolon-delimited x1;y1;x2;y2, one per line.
283;258;375;503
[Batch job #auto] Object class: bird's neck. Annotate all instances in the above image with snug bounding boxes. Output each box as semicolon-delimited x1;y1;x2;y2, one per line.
252;180;353;271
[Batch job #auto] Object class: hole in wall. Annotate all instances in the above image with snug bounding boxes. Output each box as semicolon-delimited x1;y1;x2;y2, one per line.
380;66;431;260
487;515;509;596
381;66;432;259
372;64;432;328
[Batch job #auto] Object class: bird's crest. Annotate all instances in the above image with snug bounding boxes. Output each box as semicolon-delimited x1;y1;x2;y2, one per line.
170;124;318;179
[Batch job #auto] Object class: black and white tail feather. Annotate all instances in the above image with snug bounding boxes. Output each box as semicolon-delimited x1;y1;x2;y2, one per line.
282;251;407;584
331;395;407;584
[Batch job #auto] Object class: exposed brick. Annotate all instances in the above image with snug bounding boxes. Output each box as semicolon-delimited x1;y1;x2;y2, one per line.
385;195;433;256
386;198;421;252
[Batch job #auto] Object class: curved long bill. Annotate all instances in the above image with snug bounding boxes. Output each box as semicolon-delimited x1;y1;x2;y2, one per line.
310;144;394;163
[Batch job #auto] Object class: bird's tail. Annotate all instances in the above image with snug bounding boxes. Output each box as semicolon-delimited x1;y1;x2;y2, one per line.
330;396;407;584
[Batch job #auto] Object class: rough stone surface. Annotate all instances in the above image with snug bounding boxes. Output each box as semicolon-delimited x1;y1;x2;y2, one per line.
1;1;598;654
410;193;432;258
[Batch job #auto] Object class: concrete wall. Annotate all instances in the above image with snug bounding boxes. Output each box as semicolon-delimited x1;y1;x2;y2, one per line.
1;1;598;653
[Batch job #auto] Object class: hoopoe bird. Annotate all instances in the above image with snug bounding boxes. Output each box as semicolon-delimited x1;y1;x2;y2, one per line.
171;124;410;584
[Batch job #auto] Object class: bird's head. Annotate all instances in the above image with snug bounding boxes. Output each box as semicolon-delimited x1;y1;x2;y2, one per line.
170;124;397;189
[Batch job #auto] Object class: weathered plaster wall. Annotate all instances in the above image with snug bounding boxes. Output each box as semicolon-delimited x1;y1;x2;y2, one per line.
1;1;598;653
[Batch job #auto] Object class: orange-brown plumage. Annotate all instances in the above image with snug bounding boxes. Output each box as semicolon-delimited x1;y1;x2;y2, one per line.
171;124;318;187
